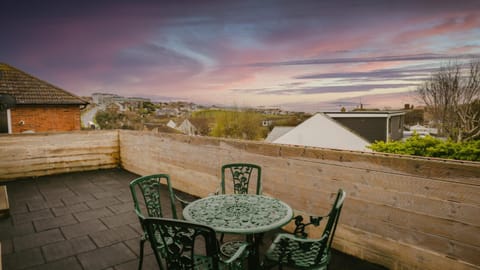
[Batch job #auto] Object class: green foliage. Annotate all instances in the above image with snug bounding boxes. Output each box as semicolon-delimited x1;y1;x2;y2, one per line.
369;134;480;161
210;110;267;140
95;110;142;130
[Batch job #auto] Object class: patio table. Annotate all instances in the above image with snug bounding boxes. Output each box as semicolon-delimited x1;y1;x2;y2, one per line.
183;194;293;269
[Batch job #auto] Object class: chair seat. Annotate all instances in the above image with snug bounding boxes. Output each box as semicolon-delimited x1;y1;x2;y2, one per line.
220;240;246;257
193;255;243;270
265;233;330;269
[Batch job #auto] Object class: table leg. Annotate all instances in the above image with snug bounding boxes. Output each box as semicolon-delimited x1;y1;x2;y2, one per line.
246;233;264;270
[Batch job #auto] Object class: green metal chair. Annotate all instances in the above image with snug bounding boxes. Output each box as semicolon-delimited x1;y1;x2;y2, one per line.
262;189;346;270
217;163;262;245
129;174;179;270
219;163;262;195
143;217;250;270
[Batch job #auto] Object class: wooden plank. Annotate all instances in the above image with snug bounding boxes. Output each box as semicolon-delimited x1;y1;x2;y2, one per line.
0;185;9;218
334;225;480;270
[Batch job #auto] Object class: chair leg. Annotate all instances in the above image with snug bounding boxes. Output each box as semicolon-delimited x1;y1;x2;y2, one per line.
138;238;145;270
220;233;225;243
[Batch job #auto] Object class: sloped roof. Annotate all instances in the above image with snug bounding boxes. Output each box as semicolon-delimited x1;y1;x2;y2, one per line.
0;63;87;105
265;126;294;142
273;113;372;152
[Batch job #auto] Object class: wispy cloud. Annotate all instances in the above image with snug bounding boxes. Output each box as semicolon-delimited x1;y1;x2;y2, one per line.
294;66;439;80
247;53;479;67
231;83;417;95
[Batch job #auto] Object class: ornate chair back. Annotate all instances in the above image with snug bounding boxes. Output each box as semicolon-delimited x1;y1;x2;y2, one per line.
129;174;178;270
129;174;178;220
264;189;346;269
144;217;221;270
221;163;262;195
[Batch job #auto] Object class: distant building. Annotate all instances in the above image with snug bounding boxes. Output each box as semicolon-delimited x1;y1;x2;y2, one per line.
0;63;88;134
262;119;273;127
166;120;177;129
92;93;120;104
270;113;372;152
325;111;405;142
177;119;198;135
403;124;438;139
265;126;294;142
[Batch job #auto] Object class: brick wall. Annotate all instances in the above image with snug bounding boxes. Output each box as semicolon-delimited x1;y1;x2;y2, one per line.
10;105;82;133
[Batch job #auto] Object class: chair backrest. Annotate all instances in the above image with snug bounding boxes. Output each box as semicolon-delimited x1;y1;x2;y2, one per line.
129;174;178;220
143;217;221;270
221;163;262;195
316;189;346;264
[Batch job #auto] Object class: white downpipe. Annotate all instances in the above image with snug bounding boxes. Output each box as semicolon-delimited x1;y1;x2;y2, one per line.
7;109;12;134
386;115;390;142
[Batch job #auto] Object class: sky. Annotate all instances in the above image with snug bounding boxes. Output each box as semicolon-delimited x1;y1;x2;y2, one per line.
1;0;479;112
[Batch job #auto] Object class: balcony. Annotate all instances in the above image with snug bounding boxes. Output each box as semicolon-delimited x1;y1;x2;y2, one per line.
0;130;479;270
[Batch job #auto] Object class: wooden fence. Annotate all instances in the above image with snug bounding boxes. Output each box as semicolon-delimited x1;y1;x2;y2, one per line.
0;131;119;180
119;130;480;270
0;130;478;269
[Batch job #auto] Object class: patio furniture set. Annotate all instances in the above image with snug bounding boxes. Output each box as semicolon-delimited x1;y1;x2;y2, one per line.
129;163;346;270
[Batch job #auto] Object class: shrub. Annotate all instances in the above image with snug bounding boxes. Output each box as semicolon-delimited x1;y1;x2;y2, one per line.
369;134;480;161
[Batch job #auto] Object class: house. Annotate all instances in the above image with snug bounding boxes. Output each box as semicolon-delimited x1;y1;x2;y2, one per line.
264;126;294;142
262;119;273;127
409;123;438;135
325;111;405;142
166;120;177;129
270;113;372;152
0;63;88;134
177;119;198;135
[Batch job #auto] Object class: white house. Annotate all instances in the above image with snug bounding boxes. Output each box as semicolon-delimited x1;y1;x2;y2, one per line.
409;123;438;135
271;113;372;152
265;126;294;142
177;119;197;136
166;120;177;129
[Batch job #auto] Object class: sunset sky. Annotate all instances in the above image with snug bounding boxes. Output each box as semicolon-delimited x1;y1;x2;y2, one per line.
1;0;479;112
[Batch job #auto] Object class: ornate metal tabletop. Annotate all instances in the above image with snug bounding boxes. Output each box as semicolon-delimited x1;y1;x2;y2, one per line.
182;194;293;234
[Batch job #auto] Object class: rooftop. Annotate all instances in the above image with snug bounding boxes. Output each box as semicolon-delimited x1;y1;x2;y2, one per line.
0;63;87;106
1;168;386;270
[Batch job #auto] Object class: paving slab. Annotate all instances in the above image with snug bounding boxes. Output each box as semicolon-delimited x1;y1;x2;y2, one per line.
3;247;45;270
25;256;83;270
77;243;136;270
61;219;107;239
13;229;64;251
41;236;96;262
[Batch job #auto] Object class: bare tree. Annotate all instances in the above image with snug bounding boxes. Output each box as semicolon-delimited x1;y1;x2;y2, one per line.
417;59;480;141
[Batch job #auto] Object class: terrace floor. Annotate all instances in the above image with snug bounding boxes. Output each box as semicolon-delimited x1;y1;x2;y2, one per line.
0;168;388;270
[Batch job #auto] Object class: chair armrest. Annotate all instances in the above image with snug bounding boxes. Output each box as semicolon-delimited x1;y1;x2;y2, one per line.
208;185;221;196
274;232;328;243
174;194;192;209
221;242;250;264
292;214;328;238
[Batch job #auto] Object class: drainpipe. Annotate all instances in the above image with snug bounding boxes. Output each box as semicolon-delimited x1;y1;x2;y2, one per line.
7;109;12;134
386;115;390;142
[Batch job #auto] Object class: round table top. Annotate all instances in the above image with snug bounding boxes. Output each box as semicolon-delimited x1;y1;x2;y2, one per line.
182;194;293;234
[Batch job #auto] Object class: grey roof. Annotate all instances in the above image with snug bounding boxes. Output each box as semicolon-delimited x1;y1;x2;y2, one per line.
0;63;88;105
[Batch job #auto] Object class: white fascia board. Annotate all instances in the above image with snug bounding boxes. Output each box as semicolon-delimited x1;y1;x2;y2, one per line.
326;112;405;118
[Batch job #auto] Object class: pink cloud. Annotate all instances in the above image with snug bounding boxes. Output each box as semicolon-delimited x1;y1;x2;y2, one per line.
393;12;480;43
